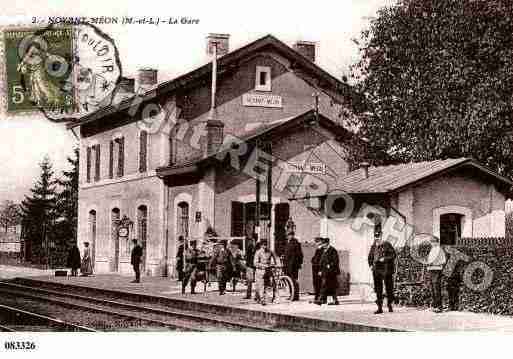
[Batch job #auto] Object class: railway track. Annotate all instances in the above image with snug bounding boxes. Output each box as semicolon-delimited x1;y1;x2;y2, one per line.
0;281;275;332
0;303;96;332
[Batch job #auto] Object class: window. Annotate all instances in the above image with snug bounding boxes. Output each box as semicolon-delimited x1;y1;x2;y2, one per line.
109;140;114;179
86;146;92;183
177;202;189;238
93;144;101;181
115;137;125;177
139;131;148;173
255;66;271;92
440;213;463;245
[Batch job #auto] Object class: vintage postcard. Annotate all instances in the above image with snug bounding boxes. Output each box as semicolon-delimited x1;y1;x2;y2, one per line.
0;0;511;358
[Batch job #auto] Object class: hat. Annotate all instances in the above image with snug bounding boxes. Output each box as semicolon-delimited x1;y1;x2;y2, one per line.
322;237;330;244
287;230;295;236
314;237;323;243
189;239;197;245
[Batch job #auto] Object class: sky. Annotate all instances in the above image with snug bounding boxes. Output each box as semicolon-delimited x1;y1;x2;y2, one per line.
0;0;397;203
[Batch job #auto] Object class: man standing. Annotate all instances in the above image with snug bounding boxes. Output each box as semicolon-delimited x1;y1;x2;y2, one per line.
131;239;143;283
284;230;303;301
253;239;276;306
427;237;447;313
368;228;396;314
209;240;232;295
317;237;340;305
176;236;185;282
182;240;199;294
310;237;324;303
244;235;256;300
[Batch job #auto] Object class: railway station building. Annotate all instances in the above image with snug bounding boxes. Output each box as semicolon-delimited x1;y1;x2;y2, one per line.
70;33;512;295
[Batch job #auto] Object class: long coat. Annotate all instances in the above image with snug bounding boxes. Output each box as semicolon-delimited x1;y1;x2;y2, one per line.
131;245;143;266
67;245;81;269
368;241;396;276
319;246;340;293
284;238;303;279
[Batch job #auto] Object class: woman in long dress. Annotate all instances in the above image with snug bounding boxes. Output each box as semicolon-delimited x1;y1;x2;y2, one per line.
81;242;93;276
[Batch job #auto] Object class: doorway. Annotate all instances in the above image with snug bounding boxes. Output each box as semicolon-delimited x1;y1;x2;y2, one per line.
231;201;289;256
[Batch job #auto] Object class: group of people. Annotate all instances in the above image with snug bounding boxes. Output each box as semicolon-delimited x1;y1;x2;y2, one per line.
367;226;462;314
176;230;343;307
66;242;94;277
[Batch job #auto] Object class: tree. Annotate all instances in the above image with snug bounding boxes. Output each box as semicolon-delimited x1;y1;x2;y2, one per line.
0;200;21;232
54;147;79;265
21;156;58;264
351;0;513;177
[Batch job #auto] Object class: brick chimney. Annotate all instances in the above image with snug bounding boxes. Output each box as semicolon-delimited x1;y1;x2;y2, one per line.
205;120;224;156
206;33;230;58
138;68;158;92
360;162;370;179
113;77;134;103
294;40;316;63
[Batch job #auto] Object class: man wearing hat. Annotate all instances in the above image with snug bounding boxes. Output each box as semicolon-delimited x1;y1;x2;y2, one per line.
284;229;303;301
209;239;233;295
253;238;277;305
368;225;397;314
310;237;325;303
182;240;200;294
176;236;185;282
130;239;143;283
317;237;341;305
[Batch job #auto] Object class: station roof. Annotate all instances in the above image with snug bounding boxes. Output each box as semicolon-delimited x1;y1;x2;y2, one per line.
326;158;513;196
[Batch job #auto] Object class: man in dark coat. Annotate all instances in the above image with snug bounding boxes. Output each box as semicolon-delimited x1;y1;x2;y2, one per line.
244;235;256;299
131;239;143;283
317;237;340;305
284;230;303;301
368;229;396;314
209;239;233;295
182;240;199;294
67;244;81;277
176;236;185;282
310;237;324;303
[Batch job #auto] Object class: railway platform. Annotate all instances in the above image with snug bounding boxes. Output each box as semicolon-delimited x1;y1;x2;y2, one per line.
3;270;513;331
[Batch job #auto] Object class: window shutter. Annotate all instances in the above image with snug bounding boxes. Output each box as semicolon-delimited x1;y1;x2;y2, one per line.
94;144;101;181
109;140;114;179
231;201;245;237
86;146;91;183
117;137;124;177
139;131;148;173
169;135;174;165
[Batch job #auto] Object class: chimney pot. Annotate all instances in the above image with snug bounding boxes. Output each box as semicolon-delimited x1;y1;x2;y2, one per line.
360;162;370;179
294;40;316;63
206;33;230;57
114;77;135;103
138;68;158;92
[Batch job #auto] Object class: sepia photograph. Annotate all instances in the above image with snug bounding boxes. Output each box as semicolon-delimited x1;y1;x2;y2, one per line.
0;0;511;357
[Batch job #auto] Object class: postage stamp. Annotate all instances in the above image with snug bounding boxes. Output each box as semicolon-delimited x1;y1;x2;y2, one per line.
3;26;73;113
2;22;121;121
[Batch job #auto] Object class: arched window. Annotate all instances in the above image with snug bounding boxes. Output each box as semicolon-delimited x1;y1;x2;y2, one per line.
177;202;189;238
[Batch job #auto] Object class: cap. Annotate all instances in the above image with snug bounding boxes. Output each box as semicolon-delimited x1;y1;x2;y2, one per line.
322;237;330;244
314;237;323;243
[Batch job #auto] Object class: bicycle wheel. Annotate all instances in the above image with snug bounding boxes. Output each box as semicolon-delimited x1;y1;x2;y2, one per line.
275;275;294;301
